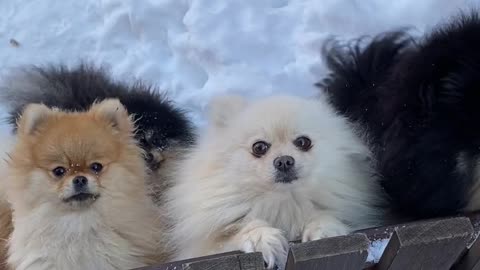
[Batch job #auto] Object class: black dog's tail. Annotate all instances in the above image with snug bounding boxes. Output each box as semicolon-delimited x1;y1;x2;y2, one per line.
0;64;134;129
0;64;192;138
317;32;414;137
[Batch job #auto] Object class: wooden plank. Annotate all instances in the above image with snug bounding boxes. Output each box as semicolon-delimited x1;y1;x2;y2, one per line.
453;233;480;270
285;233;369;270
441;212;480;270
133;211;480;270
133;251;243;270
183;252;264;270
237;252;265;269
183;254;241;270
376;217;473;270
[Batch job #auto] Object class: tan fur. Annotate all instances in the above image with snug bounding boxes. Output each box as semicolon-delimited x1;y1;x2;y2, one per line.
3;99;169;270
0;200;12;270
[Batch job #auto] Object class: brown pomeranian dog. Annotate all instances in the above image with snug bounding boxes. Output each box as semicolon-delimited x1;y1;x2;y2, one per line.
2;99;168;270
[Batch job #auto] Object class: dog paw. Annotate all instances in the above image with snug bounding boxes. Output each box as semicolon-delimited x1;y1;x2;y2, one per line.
302;217;350;242
237;222;289;269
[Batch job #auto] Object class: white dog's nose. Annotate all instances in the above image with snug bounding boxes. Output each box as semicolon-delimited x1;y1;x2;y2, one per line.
273;155;295;172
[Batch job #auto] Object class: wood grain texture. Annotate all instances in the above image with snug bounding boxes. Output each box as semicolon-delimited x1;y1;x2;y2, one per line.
134;251;264;270
183;252;264;270
133;251;243;270
285;233;369;270
376;217;473;270
237;252;265;270
453;233;480;270
183;254;241;270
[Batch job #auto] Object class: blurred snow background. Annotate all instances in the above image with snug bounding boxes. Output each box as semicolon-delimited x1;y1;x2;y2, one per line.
0;0;477;129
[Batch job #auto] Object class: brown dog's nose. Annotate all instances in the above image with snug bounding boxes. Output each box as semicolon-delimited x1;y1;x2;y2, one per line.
273;156;295;172
72;176;88;191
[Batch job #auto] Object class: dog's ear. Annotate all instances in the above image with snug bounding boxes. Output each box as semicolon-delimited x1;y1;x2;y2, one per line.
17;103;53;135
208;95;247;128
90;99;133;133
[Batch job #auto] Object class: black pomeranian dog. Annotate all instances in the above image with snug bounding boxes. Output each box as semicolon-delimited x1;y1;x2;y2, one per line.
0;64;195;203
318;11;480;219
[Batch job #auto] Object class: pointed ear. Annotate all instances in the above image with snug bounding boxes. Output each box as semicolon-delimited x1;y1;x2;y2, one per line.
208;95;247;128
89;99;133;133
17;103;52;135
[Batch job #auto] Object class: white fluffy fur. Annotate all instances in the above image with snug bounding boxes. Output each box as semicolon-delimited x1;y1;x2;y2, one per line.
6;180;163;270
167;95;385;269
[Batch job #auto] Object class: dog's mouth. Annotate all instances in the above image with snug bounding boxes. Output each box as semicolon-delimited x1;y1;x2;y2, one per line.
274;172;299;184
63;193;100;203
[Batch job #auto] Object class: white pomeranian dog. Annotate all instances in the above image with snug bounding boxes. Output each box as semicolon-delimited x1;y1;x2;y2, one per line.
167;95;385;269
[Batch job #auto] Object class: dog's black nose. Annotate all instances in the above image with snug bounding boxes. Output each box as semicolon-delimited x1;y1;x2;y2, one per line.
72;176;88;190
273;155;295;172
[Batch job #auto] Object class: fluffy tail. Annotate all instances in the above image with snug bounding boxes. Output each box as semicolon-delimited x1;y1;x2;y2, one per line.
0;64;116;128
0;64;192;139
317;32;413;138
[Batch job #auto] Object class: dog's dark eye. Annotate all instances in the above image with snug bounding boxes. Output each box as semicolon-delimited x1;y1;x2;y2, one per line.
294;136;312;151
52;167;66;178
90;162;103;173
139;136;148;146
151;135;163;147
252;141;270;157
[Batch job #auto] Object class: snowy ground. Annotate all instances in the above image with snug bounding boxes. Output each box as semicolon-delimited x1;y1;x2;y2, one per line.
0;0;477;130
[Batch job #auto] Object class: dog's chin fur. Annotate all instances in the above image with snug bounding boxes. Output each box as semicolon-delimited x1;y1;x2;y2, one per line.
166;95;385;268
319;10;480;219
2;99;168;270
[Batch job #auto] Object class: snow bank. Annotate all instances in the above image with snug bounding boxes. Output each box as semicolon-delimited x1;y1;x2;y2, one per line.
0;0;476;128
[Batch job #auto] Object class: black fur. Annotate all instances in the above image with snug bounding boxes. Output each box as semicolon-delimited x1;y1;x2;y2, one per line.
319;11;480;219
1;64;195;172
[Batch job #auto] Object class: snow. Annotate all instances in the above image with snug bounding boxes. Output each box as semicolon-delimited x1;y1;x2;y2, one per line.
367;238;390;264
0;0;477;130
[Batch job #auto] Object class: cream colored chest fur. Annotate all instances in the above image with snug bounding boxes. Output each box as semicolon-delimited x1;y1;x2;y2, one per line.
9;209;152;270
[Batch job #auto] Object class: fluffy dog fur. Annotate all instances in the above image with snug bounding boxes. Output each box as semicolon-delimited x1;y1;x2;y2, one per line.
0;200;12;270
2;99;167;270
0;132;17;270
0;64;195;204
318;11;480;218
166;95;385;269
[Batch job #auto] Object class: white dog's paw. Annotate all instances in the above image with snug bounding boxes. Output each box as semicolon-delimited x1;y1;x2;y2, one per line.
237;223;289;269
301;217;350;242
